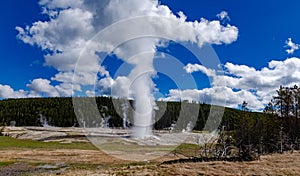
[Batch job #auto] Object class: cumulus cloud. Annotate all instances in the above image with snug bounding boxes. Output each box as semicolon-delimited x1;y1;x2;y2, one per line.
98;76;131;98
285;38;299;54
16;8;94;52
0;78;82;99
27;78;59;97
39;0;84;10
216;11;230;22
26;78;80;97
161;57;300;110
0;73;94;99
85;90;95;97
185;63;216;77
161;87;261;110
0;85;27;99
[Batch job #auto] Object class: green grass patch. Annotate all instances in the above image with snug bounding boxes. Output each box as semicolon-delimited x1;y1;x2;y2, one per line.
173;143;199;157
0;161;15;167
0;136;97;150
99;143;175;152
176;143;198;150
191;130;210;134
68;163;100;170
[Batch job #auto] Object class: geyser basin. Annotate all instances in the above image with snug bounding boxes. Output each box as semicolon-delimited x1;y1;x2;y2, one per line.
72;14;226;161
83;127;217;161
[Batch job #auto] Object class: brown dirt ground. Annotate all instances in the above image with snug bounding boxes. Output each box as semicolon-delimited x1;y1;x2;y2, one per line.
92;151;300;176
1;148;300;175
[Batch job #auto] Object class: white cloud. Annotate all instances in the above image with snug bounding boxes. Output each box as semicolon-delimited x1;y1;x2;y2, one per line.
173;57;300;110
27;78;59;97
184;63;216;77
86;90;95;97
39;0;83;10
98;76;131;98
16;8;94;52
0;79;76;98
216;11;230;22
160;86;262;110
0;85;27;99
55;82;81;97
285;38;299;54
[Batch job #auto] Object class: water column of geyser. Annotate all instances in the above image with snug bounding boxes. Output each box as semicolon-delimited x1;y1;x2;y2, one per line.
121;100;128;128
131;68;155;138
124;41;157;138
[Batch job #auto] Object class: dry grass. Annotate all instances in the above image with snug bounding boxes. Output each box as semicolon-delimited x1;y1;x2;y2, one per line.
92;151;300;176
1;129;300;175
1;148;300;175
0;148;122;165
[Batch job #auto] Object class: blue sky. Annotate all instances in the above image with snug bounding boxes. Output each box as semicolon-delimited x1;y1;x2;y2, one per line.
162;0;300;66
0;0;56;89
1;0;300;110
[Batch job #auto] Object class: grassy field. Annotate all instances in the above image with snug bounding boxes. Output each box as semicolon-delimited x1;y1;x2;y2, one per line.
0;136;97;150
1;136;300;175
0;136;121;175
0;161;15;167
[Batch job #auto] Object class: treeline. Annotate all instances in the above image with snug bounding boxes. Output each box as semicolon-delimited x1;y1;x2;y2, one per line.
0;97;117;127
231;85;300;155
0;96;260;131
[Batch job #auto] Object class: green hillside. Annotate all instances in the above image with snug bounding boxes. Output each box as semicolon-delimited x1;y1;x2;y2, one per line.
0;96;260;131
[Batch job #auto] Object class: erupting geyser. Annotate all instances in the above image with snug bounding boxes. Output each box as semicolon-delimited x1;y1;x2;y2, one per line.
127;50;157;138
131;72;155;138
121;102;128;128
